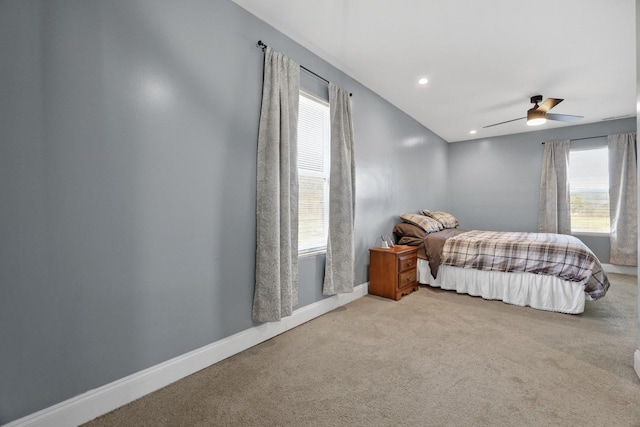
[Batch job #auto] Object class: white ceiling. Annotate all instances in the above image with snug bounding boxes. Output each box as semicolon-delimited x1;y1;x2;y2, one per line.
233;0;636;142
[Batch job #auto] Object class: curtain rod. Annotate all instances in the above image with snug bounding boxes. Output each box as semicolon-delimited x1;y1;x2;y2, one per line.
541;135;608;144
257;40;352;97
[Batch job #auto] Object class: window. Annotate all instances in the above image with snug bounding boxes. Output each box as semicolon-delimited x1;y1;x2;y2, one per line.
298;92;330;255
569;147;609;234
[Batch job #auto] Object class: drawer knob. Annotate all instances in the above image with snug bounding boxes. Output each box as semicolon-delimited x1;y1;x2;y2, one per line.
407;260;413;266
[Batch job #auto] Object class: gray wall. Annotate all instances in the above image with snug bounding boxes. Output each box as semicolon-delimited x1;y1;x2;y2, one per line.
0;0;448;423
447;117;637;262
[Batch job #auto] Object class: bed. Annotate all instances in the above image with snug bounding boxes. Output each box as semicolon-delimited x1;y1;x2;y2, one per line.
393;212;610;314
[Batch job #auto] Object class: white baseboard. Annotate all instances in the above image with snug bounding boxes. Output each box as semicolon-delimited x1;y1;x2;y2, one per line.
602;263;637;276
4;283;368;427
635;350;640;381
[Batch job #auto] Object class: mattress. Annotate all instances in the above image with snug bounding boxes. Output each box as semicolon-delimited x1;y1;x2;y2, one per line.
417;259;588;314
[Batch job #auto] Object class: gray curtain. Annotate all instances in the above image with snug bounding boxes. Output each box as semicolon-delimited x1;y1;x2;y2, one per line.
323;83;356;295
252;47;300;322
608;132;637;266
538;140;571;234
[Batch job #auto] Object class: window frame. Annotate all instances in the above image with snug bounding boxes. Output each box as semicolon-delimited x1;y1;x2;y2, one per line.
568;143;610;236
297;90;330;257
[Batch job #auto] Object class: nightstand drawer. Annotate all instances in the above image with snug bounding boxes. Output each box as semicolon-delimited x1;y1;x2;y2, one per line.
398;254;417;272
398;269;417;289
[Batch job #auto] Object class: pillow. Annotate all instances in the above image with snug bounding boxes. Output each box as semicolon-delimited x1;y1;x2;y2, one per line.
393;222;428;239
399;213;442;233
422;210;459;229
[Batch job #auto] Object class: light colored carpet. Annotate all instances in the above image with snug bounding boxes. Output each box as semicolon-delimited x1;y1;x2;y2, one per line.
85;273;639;426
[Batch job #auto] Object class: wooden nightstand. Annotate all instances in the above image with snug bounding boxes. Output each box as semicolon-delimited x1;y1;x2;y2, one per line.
368;245;419;300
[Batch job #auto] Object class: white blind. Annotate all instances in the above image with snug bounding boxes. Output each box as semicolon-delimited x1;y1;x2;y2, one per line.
298;102;326;172
298;92;330;254
569;147;610;233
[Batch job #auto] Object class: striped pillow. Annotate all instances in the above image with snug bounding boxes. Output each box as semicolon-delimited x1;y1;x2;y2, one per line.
422;210;459;229
400;213;443;233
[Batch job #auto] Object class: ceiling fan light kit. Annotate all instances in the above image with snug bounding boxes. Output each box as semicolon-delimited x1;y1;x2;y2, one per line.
527;108;546;126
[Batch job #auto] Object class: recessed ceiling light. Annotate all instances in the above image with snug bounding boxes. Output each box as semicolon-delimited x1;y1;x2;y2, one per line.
418;78;428;85
469;130;477;134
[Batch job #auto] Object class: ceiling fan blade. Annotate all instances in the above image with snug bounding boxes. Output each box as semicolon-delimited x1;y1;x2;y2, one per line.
537;98;563;112
482;117;526;128
546;113;584;123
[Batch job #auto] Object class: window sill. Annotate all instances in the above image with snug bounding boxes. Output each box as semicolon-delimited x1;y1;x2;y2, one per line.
571;231;610;238
299;249;327;259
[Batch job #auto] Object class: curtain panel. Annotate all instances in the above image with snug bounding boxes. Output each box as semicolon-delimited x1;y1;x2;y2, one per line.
323;83;356;296
608;132;638;266
538;140;571;234
252;47;300;322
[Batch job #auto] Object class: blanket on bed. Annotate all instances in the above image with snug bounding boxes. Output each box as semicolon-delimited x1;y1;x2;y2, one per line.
440;230;610;300
422;228;468;278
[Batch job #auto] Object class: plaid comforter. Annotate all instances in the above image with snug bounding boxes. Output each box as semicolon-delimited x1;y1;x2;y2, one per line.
441;230;610;300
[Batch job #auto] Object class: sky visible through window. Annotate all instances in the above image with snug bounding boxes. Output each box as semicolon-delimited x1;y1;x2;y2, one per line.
569;147;608;191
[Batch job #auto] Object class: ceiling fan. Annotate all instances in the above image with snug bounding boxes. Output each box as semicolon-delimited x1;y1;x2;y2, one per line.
483;95;584;128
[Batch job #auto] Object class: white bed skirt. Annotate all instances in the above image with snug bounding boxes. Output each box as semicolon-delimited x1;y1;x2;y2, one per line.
417;259;588;314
